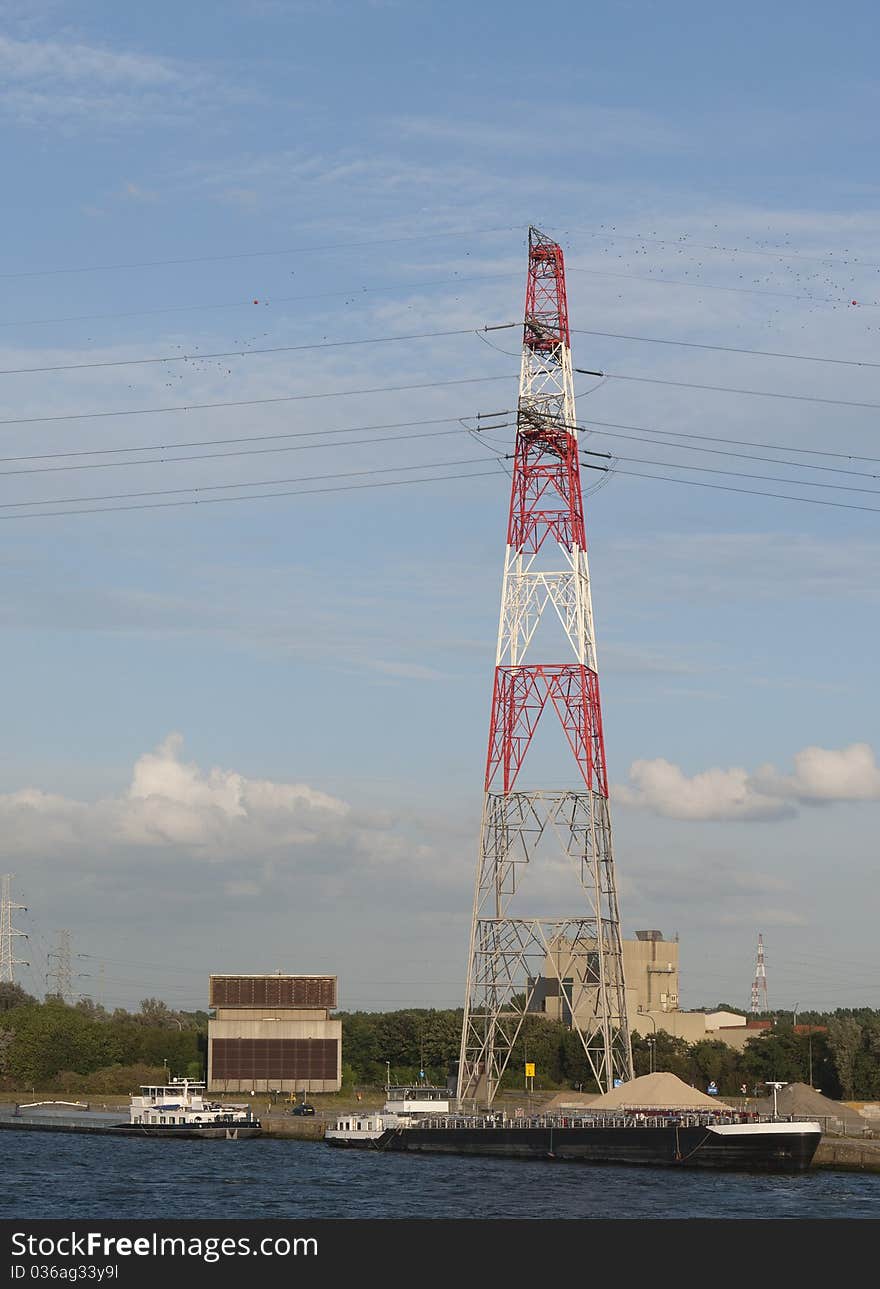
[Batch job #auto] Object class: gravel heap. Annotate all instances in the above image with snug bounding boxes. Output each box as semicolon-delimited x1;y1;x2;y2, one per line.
761;1083;871;1136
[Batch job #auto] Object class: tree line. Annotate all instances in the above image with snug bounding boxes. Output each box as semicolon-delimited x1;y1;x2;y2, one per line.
0;984;205;1092
340;1007;880;1100
1;983;877;1101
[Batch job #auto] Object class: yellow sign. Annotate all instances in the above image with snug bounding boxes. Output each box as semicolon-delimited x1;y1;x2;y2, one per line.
525;1062;535;1078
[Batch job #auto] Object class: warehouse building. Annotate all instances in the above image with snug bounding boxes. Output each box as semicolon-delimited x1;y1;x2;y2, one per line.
207;973;342;1093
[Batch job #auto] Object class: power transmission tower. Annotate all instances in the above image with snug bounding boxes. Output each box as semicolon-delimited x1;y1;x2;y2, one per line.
0;875;28;984
751;932;768;1014
457;228;633;1107
47;929;73;1002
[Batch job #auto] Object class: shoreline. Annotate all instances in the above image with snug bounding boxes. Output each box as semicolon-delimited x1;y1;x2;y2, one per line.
4;1096;878;1171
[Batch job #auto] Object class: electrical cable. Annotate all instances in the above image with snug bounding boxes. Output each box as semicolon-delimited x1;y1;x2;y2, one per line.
588;449;880;497
584;426;880;482
0;463;505;521
567;264;880;309
575;368;880;412
0;271;521;331
0;223;519;280
0;454;499;511
582;417;880;467
0;424;472;480
0;323;517;378
558;223;880;272
571;327;880;371
0;372;517;431
588;463;880;515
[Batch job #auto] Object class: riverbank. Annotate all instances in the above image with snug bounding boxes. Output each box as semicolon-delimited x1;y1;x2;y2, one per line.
5;1092;878;1169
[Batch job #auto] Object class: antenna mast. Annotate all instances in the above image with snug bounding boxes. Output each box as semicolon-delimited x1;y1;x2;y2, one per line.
457;228;632;1106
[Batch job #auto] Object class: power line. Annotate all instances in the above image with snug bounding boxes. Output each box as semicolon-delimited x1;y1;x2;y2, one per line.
0;372;516;431
592;464;880;516
572;327;880;371
0;454;497;511
0;224;518;281
0;463;505;521
590;449;880;498
575;368;880;413
583;417;880;467
0;424;473;479
584;425;880;481
0;324;516;378
0;271;520;331
5;413;878;492
559;223;880;272
0;414;478;472
567;264;880;309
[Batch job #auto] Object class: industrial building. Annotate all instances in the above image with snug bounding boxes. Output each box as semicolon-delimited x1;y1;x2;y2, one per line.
207;974;342;1094
535;931;756;1049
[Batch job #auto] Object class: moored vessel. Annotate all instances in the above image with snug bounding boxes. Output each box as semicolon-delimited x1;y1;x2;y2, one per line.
324;1074;822;1171
0;1076;261;1139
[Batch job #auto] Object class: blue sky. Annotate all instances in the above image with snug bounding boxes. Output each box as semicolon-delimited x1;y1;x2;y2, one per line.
1;0;878;1016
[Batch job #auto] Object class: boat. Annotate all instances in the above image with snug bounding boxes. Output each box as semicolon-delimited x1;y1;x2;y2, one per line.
324;1074;822;1171
0;1077;262;1139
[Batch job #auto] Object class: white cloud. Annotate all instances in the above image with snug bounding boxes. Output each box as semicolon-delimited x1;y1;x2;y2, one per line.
0;732;361;857
615;757;791;821
615;741;880;821
0;33;244;128
753;742;880;802
0;35;181;85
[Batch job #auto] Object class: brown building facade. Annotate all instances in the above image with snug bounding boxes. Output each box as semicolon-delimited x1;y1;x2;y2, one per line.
207;975;342;1094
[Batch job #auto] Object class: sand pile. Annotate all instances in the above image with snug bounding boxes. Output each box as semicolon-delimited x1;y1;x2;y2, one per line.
761;1083;871;1136
546;1072;731;1112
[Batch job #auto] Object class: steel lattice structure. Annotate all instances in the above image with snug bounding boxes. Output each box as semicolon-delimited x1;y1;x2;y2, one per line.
457;228;633;1106
751;932;768;1014
0;874;28;985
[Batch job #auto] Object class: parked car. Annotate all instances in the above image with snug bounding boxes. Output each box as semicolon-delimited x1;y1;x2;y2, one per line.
290;1103;316;1116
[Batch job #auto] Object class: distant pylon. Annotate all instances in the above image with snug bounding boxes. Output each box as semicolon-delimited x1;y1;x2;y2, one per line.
457;228;632;1106
0;875;28;984
47;929;73;1002
751;932;768;1014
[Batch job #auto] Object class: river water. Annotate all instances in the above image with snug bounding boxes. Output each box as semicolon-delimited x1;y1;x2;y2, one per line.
5;1132;880;1219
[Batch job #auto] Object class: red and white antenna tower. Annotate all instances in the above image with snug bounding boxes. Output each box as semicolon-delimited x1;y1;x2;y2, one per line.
456;228;632;1106
751;932;768;1014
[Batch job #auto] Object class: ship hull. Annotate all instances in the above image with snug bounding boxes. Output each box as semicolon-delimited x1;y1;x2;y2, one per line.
325;1122;821;1172
0;1115;261;1139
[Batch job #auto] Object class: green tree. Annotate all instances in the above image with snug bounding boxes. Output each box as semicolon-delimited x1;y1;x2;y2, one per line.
0;983;36;1013
827;1017;862;1099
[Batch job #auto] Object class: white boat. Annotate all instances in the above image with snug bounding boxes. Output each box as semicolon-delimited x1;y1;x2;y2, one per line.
126;1077;262;1138
0;1078;262;1139
325;1083;451;1145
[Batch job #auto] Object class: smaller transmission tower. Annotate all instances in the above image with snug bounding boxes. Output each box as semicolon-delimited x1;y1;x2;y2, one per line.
47;929;73;1002
0;875;28;984
750;932;768;1014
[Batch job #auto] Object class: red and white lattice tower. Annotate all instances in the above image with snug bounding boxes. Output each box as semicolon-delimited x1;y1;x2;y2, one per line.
751;932;768;1014
456;228;633;1106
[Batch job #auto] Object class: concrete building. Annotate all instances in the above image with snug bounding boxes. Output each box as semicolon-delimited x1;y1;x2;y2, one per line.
207;974;342;1093
534;932;755;1049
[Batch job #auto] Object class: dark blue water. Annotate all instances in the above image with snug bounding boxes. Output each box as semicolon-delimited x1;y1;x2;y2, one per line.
5;1133;880;1219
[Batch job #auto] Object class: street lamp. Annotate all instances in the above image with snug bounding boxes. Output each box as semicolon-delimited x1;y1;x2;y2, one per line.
637;1010;658;1072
